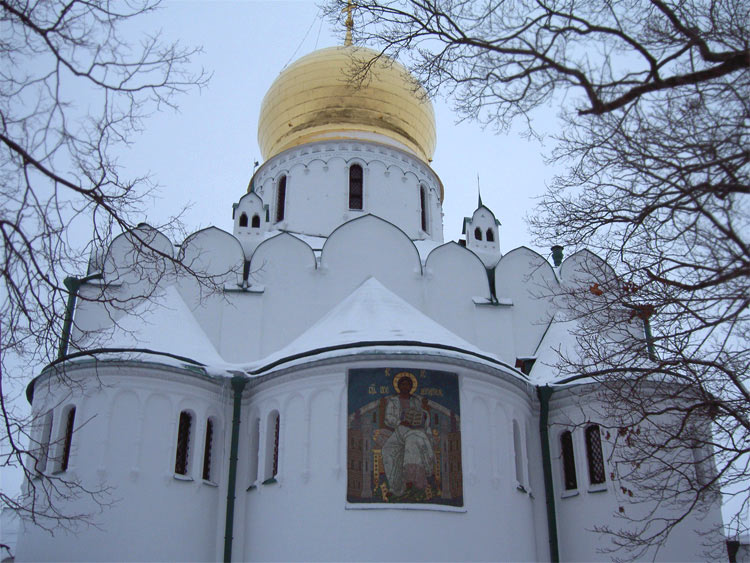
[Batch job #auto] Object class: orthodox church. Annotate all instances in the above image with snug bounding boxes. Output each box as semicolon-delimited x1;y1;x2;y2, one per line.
15;35;724;562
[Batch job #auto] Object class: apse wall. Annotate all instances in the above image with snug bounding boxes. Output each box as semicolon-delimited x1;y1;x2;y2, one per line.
547;386;724;562
16;363;230;562
236;358;546;562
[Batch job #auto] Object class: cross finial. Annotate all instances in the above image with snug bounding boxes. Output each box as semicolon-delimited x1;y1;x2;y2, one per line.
343;1;355;45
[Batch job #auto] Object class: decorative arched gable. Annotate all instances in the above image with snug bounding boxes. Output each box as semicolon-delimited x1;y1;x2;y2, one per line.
180;226;245;287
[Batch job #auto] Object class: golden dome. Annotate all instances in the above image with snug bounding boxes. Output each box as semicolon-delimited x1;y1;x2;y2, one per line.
257;46;436;164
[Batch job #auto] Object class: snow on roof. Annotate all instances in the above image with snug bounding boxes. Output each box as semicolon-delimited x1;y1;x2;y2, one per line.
245;277;515;375
527;313;583;385
286;231;326;251
413;239;443;264
59;278;524;384
75;285;225;367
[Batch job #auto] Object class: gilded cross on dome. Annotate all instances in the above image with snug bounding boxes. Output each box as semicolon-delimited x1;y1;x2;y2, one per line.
343;1;355;45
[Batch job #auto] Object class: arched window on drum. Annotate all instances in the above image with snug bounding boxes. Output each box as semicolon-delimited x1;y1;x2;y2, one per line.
275;175;287;222
349;164;363;210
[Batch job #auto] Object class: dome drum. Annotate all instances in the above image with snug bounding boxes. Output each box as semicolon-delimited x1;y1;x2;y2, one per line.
249;139;444;242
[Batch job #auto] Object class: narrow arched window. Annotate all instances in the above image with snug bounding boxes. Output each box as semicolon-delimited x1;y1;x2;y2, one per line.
349;164;363;210
36;410;54;475
275;175;287;222
513;420;523;484
420;185;428;232
239;213;248;227
175;411;193;476
248;416;260;486
560;430;577;490
202;418;214;482
486;228;494;242
58;406;76;472
585;424;605;485
251;214;260;228
264;411;280;483
474;227;483;241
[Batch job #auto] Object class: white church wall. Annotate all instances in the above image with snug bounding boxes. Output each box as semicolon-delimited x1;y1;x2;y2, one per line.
548;386;724;562
103;224;174;299
525;403;554;562
70;283;127;345
495;247;558;359
103;224;174;284
245;232;318;361
16;365;230;562
318;214;424;314
179;226;245;289
423;242;492;347
176;227;245;353
238;359;541;562
68;225;176;340
557;249;649;347
471;303;517;364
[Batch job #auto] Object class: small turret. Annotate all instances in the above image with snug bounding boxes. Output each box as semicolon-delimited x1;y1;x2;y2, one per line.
233;192;268;259
462;196;502;267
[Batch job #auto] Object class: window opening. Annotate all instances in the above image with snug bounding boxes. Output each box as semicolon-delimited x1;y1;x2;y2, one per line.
36;411;54;474
248;417;260;486
251;214;260;228
239;213;248;228
513;420;523;484
420;185;428;232
175;411;192;476
263;411;280;482
486;228;494;242
275;175;287;222
474;227;483;241
585;424;606;485
349;164;363;210
202;418;214;481
273;415;280;477
560;430;577;490
59;407;76;472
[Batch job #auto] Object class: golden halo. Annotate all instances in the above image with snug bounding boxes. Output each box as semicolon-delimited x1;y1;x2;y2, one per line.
392;371;418;395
